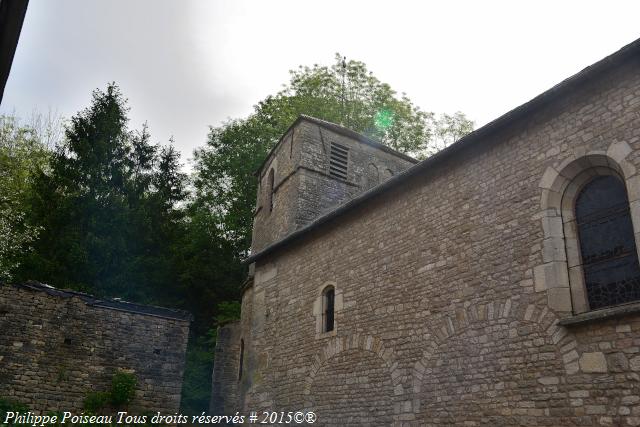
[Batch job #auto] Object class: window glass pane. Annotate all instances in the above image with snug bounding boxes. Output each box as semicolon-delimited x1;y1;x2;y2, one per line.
576;175;640;309
577;208;636;264
576;175;627;219
325;288;335;332
583;255;640;309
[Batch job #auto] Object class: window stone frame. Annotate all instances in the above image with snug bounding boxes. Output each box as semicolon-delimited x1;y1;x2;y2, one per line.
536;141;640;315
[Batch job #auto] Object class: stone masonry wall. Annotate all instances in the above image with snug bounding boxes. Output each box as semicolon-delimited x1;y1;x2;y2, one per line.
209;321;242;415
295;120;416;228
0;283;191;413
237;54;640;426
252;127;302;254
252;118;416;253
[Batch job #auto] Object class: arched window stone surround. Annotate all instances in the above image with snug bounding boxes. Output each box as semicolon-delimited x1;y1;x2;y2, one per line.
536;141;640;315
411;297;580;419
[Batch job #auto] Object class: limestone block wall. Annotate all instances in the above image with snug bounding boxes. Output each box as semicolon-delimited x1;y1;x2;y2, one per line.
233;52;640;425
0;282;191;413
252;127;302;254
295;120;416;228
251;117;416;253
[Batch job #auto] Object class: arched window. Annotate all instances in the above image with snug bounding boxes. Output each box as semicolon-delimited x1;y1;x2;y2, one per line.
322;286;335;332
575;175;640;310
238;339;244;381
267;169;275;213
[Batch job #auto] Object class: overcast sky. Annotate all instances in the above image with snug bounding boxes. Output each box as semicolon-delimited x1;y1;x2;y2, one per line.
2;0;639;169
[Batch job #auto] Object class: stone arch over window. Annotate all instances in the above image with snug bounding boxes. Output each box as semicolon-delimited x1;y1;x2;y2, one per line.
536;141;640;315
313;281;343;336
411;298;580;422
302;333;407;423
267;168;275;213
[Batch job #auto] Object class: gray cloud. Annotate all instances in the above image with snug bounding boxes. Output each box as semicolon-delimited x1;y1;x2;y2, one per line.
2;0;639;167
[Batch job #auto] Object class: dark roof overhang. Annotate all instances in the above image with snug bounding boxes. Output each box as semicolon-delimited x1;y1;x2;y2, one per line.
0;0;28;104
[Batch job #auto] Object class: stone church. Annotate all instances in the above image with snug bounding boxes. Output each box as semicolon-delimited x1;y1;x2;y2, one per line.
212;38;640;426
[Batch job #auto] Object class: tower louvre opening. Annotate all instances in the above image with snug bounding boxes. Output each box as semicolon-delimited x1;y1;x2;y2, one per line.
329;142;349;180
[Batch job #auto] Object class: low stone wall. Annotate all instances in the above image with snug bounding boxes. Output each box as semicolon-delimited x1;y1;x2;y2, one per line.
0;282;191;413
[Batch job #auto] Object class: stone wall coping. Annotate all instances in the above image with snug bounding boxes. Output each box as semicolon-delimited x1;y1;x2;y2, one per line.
558;302;640;327
5;281;193;322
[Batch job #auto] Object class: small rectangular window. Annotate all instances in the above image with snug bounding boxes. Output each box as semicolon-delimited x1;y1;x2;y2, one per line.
324;288;335;332
329;142;349;180
238;339;244;381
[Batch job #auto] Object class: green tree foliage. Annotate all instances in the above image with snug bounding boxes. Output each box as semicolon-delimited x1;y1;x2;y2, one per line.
173;205;244;331
433;111;475;152
270;56;433;153
0;115;53;281
17;84;187;306
192;116;270;256
194;54;474;258
6;84;234;415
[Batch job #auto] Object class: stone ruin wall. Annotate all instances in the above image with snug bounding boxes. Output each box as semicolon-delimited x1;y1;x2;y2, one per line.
0;283;191;413
228;54;640;425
